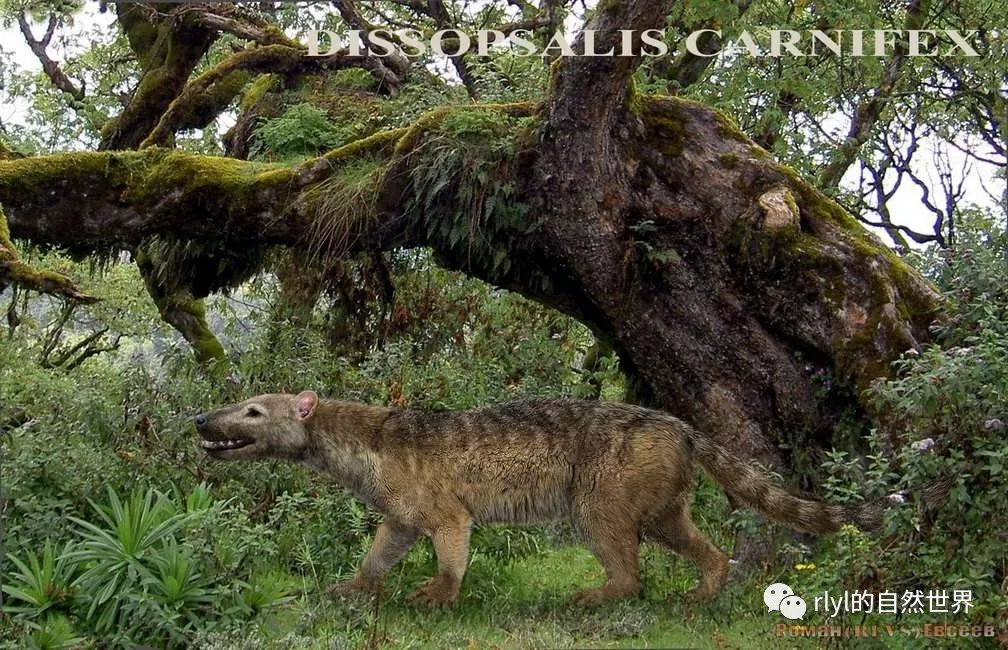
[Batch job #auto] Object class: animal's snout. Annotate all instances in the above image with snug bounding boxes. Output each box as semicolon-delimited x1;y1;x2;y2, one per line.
195;413;207;428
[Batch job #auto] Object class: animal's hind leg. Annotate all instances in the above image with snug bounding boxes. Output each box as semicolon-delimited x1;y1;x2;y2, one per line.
647;501;729;601
409;522;471;608
571;503;642;606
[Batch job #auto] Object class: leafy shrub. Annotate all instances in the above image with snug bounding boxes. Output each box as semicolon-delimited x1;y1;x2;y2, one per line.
250;103;348;160
0;236;620;647
2;541;79;623
2;485;293;648
819;212;1008;624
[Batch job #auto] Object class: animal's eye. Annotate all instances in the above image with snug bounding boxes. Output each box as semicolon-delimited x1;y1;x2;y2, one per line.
246;408;263;418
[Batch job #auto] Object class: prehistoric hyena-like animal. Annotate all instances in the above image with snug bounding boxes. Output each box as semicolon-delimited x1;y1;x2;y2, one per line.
195;392;880;607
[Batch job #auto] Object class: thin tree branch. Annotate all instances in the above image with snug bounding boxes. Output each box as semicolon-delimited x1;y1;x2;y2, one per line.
17;14;85;101
818;0;931;189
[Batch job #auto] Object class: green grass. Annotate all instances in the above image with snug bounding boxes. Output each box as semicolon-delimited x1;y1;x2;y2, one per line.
198;527;993;649
202;544;780;649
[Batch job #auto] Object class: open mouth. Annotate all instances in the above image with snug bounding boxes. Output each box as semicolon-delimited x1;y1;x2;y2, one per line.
200;438;253;451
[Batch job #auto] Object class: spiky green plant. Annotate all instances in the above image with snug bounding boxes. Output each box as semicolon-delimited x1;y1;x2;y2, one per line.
1;540;80;620
66;486;196;633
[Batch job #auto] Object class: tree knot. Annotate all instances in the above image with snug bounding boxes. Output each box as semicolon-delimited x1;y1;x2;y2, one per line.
757;186;799;231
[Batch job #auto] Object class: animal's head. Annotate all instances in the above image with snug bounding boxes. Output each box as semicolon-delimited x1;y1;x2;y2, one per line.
194;391;319;461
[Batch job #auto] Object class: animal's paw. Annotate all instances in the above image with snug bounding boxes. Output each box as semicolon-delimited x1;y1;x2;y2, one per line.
572;587;610;607
408;576;458;609
684;568;728;603
327;577;376;599
572;582;640;607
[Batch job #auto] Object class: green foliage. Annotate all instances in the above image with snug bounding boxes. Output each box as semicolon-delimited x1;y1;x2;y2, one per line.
2;242;620;647
817;214;1008;624
250;103;348;160
407;109;535;278
67;486;201;634
19;615;87;650
1;485;295;648
2;540;79;621
304;157;384;262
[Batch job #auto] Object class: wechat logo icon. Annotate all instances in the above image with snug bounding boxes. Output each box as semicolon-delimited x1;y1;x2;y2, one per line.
764;582;807;620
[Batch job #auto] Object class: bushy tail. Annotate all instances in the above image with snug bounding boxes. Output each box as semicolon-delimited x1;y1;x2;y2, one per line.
686;428;883;535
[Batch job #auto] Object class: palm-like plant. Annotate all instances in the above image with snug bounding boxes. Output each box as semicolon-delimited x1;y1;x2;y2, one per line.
66;486;196;633
1;540;79;619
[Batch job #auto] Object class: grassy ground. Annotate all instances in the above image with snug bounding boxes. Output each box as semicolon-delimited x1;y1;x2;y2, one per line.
202;543;780;649
199;534;994;650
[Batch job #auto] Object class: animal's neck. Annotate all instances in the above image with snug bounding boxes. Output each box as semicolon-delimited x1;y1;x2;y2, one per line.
300;400;393;502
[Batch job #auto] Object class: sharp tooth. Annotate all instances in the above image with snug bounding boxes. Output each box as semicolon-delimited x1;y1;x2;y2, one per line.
201;438;249;450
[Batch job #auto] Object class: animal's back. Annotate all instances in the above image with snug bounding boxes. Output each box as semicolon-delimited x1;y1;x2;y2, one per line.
379;399;693;525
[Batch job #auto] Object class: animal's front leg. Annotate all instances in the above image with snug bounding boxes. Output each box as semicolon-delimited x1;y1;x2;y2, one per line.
329;518;419;597
409;522;472;608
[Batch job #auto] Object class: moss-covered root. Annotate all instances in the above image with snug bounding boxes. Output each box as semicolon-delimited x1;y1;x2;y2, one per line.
157;294;228;367
0;204;97;302
135;248;228;369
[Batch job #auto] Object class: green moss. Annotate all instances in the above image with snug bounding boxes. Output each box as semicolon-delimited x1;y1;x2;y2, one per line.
131;150;293;215
395;107;454;155
261;23;299;48
544;58;565;107
1;205;94;301
634;96;750;158
0;205;11;251
253;166;295;185
203;69;253;111
774;163;922;276
712;111;749;143
639;102;687;157
719;153;739;168
240;74;277;112
116;4;160;68
164;296;227;364
0;151;144;197
782;191;800;220
0;141;24;161
393;103;535;156
322;127;408;164
752;163;942;391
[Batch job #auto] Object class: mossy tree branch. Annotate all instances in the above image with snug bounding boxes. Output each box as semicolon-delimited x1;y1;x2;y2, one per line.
135;247;226;366
0;204;96;303
0;99;938;391
141;45;404;148
102;4;218;149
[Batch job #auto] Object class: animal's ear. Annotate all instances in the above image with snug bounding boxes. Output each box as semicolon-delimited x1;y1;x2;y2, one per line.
295;391;318;420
